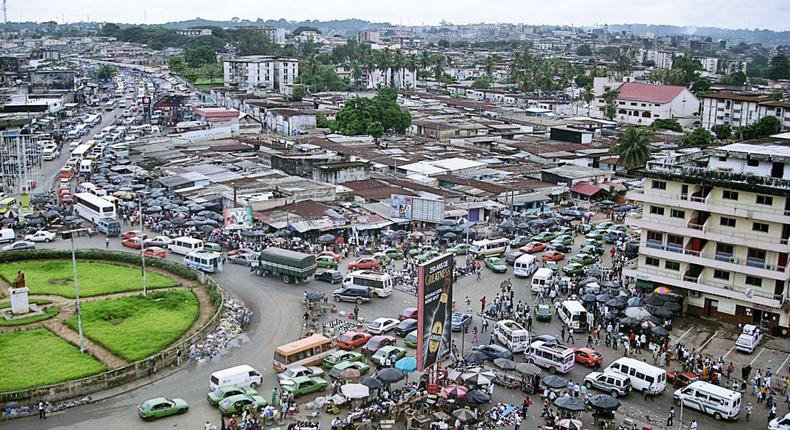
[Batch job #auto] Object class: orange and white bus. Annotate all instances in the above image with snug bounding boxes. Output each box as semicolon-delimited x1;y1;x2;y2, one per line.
273;334;334;372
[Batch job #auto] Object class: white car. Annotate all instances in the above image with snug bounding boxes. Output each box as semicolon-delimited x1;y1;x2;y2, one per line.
277;365;324;384
24;230;56;243
2;241;35;252
367;317;400;335
770;412;790;430
144;236;172;248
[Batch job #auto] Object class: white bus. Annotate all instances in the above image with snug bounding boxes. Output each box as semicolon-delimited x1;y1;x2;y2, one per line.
525;340;575;374
493;320;530;353
183;251;224;273
531;268;553;293
673;381;741;421
169;237;204;256
71;142;95;160
74;192;117;224
513;254;539;278
468;238;509;259
558;300;589;333
343;271;393;298
605;357;667;393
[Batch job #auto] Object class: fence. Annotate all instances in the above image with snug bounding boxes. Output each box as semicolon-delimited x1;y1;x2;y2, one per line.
0;249;225;405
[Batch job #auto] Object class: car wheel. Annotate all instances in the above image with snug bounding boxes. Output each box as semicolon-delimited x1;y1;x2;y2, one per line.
250;382;258;388
714;412;722;421
549;366;557;374
178;407;188;414
46;238;51;243
282;275;291;284
585;381;593;389
355;298;363;305
610;389;619;398
334;296;341;302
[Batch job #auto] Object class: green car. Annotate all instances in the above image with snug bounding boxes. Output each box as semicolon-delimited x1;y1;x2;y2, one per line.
137;397;189;421
280;376;329;398
204;242;222;253
532;231;559;242
207;385;258;405
562;262;585;276
323;350;364;368
415;250;440;262
404;330;418;348
330;360;371;378
370;346;407;367
580;238;602;249
218;394;268;415
447;243;470;255
585;230;604;240
383;248;403;260
408;247;425;257
596;222;616;231
510;235;529;248
580;245;604;256
484;256;507;273
373;252;391;265
552;235;574;246
570;253;596;266
316;255;338;269
533;304;553;322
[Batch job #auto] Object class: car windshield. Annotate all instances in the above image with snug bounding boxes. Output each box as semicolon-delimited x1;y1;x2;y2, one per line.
338;334;352;342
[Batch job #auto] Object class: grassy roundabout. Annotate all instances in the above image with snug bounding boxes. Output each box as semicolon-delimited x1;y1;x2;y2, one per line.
0;329;107;392
0;260;180;298
64;290;200;362
0;299;60;327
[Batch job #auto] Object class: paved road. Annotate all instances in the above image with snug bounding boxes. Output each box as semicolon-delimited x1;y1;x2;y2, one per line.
5;231;784;430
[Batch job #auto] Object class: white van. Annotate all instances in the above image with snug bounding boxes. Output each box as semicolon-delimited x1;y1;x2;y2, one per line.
209;365;263;392
170;237;204;255
469;238;509;259
531;268;553;293
42;145;60;161
0;228;15;243
605;357;667;393
558;300;589;333
343;271;393;298
525;340;575;374
493;319;530;353
513;254;539;278
79;160;94;175
673;381;741;421
735;324;762;353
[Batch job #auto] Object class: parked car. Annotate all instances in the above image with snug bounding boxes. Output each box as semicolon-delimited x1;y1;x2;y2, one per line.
394;319;418;337
329;361;370;379
315;270;343;284
121;237;144;249
335;331;372;350
361;335;397;356
323;350;364;368
584;372;632;398
315;255;339;269
280;376;328;398
277;365;324;384
573;347;603;368
383;248;403;260
144;235;171;248
143;247;167;259
121;230;146;240
370;346;408;367
415;249;441;262
347;257;379;270
316;251;341;262
541;250;565;262
667;371;700;388
504;251;524;266
2;241;35;252
217;394;267;415
562;262;585;276
570;253;597;266
367;317;399;335
137;397;189;421
207;385;257;406
397;307;418;321
533;304;553;321
451;313;473;331
484;256;507;273
532;231;559;242
520;242;546;253
552;235;574;246
547;243;572;254
532;334;560;346
447;243;470;255
580;245;604;256
404;330;418;348
372;252;391;265
471;344;513;361
24;230;56;242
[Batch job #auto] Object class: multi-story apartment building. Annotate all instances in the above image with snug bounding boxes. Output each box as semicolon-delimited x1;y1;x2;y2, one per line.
701;92;790;131
638;49;675;69
223;56;299;94
624;143;790;334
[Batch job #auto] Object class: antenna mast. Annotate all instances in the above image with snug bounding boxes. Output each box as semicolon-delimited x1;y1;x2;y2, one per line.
3;0;7;25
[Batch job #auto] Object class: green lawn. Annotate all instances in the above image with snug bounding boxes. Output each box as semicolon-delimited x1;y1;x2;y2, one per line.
0;261;179;298
0;305;60;327
0;329;106;392
65;290;199;362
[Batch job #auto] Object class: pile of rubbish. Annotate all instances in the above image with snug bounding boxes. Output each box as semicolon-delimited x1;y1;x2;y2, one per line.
188;298;253;364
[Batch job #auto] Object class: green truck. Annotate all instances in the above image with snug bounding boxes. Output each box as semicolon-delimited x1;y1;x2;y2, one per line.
254;247;316;284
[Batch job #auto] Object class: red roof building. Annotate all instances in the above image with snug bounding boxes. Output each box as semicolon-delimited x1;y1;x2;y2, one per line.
570;182;605;199
597;81;699;126
616;82;686;104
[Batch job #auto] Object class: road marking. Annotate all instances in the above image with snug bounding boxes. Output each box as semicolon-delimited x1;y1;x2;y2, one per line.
749;347;766;366
698;330;718;350
722;343;737;359
674;327;694;343
779;352;790;375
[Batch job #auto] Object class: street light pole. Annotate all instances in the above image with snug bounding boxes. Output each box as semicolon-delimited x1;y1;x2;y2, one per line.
139;197;147;296
65;228;87;353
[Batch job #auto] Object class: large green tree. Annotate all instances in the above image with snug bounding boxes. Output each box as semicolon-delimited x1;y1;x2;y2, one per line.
602;89;620;121
682;127;713;146
575;44;593;56
610;126;652;169
769;54;790;80
331;87;411;139
184;45;216;67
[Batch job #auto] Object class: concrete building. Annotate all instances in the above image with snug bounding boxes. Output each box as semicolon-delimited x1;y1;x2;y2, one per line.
595;82;699;126
357;31;381;44
638;49;674;69
263;27;287;44
624;143;790;334
223;56;299;94
701;92;790;131
176;28;213;37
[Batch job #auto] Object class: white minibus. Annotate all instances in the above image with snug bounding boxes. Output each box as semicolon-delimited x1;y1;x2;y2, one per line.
183;251;224;273
343;271;393;298
531;268;553;293
493;320;530;353
525;340;575;374
605;357;667;393
169;236;204;255
469;238;509;259
209;365;262;392
558;300;589;333
513;254;539;278
673;381;741;421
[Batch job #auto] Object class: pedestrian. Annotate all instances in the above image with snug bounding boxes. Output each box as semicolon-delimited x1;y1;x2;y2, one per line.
176;348;182;366
482;318;489;333
560;325;566;342
745;403;752;421
465;296;472;313
353;304;360;320
513;413;522;430
105;237;110;248
480;296;486;314
568;331;575;344
667;406;675;426
769;403;777;421
690;419;697;430
472;326;478;345
38;401;46;419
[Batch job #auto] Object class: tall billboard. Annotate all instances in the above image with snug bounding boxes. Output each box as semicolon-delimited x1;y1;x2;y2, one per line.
223;207;253;230
390;194;445;223
416;253;454;371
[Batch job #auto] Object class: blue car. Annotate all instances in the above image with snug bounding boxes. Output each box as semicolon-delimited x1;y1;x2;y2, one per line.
451;313;472;332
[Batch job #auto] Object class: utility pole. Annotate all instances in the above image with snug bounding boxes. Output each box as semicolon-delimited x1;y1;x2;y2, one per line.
139;197;147;296
65;228;87;353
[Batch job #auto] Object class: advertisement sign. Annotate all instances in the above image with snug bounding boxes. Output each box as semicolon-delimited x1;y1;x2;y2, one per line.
223;207;253;230
416;253;454;371
389;194;445;223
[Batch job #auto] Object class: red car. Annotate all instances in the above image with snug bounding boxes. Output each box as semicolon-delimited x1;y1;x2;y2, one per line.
573;347;603;368
347;257;380;270
143;247;167;259
121;230;147;240
361;335;397;356
317;251;342;262
667;371;700;387
335;331;372;350
542;250;566;262
520;242;546;254
398;307;418;321
121;237;144;249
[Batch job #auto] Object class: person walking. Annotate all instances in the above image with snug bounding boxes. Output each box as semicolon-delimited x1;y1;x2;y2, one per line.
513;413;522;430
481;318;489;333
745;403;752;421
690;419;698;430
472;326;478;345
567;331;575;344
105;237;110;248
667;406;675;426
38;401;46;419
560;325;566;342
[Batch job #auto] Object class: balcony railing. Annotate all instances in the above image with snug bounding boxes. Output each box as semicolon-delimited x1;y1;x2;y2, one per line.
631;265;783;302
644;162;790;191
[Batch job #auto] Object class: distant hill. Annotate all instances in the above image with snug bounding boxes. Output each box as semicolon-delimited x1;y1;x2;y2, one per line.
157;17;390;37
607;24;790;45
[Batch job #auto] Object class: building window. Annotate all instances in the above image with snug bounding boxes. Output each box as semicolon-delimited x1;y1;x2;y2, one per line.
752;222;769;233
645;257;660;267
722;190;739;200
647;231;663;242
713;270;730;280
651;180;667;190
670;209;685;219
747;159;759;167
650;206;665;216
665;261;680;271
719;217;736;227
756;195;773;205
745;276;762;287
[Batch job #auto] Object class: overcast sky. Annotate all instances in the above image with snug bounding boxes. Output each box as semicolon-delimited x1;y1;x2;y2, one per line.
12;0;790;31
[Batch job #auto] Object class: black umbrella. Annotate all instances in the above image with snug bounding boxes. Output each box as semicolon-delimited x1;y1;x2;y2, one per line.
493;358;516;371
376;368;405;383
452;408;477;423
587;394;621;411
441;219;457;226
619;317;641;326
606;298;627;309
596;293;613;303
644;294;667;306
499;220;514;230
554;396;586;412
581;294;597;303
361;377;384;390
542;375;569;389
463;351;488;365
662;301;682;313
648;306;674;318
651;326;670;337
465;390;490;406
318;234;336;244
442;232;457;241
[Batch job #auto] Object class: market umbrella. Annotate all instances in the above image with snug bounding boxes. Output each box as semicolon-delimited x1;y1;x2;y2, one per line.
447;369;464;382
559;419;584;430
651;326;670;337
442;232;457;241
516;362;541;376
452;408;477;423
596;293;613;303
318;234;336;244
465;390;490;406
462;374;491;386
338;368;361;381
442;385;468;399
581;294;597;304
542;375;569;389
654;286;673;295
554;396;586;412
461;367;496;380
619;317;641;326
493;358;516;371
606;298;627;309
499;220;514;230
624;307;652;320
376;368;405;383
340;383;369;399
361;377;384;391
463;351;488;365
395;357;417;373
627;297;644;307
587;394;621;411
649;306;674;318
662;301;682;313
643;294;667;306
600;200;615;206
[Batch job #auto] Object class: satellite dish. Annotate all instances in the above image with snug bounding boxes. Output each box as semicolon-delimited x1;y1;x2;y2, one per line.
745;288;754;299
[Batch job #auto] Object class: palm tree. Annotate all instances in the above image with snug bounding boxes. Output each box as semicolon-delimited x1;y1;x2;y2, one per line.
406;53;418;92
432;54;446;83
377;49;392;87
391;48;404;88
484;54;499;78
610;126;652;169
349;60;362;89
361;51;376;89
582;86;595;116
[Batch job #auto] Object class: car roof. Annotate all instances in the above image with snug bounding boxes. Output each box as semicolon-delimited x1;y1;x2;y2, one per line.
292;375;316;383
